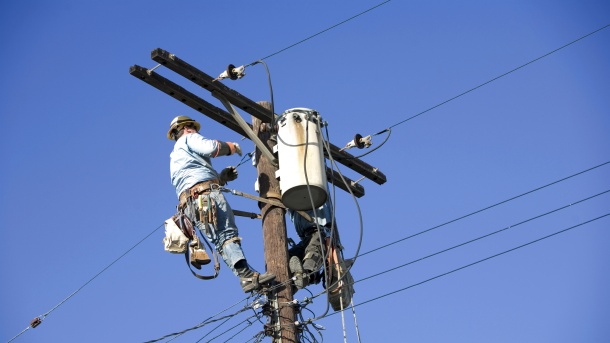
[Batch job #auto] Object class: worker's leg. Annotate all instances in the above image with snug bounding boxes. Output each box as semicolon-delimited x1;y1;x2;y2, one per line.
302;230;325;273
212;191;275;292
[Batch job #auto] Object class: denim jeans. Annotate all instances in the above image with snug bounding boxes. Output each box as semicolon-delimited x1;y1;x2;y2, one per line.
184;190;246;276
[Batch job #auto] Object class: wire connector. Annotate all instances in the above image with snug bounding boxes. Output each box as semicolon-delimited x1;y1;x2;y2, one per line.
30;317;42;328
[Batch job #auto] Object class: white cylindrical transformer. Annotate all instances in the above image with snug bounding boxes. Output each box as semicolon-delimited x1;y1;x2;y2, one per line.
276;108;328;211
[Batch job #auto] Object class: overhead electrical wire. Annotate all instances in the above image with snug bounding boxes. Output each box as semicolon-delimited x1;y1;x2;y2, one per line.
299;163;609;323
10;7;608;343
139;181;608;341
323;212;610;318
244;5;608;148
170;14;608;342
144;294;265;343
383;22;610;132
143;297;255;343
358;160;610;258
355;189;610;285
225;18;610;340
324;22;610;153
246;1;392;65
7;223;164;343
197;313;259;343
194;313;240;342
217;317;257;343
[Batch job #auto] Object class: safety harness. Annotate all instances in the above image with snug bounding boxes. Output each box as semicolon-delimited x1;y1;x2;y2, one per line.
175;180;222;280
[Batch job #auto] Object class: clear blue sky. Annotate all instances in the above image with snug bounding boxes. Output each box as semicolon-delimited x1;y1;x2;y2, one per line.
2;1;609;342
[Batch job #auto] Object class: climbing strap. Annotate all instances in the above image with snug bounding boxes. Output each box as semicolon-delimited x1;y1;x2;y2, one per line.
221;187;314;223
222;236;242;249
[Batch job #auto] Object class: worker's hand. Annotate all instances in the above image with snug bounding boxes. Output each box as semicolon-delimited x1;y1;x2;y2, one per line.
219;166;238;185
228;142;242;156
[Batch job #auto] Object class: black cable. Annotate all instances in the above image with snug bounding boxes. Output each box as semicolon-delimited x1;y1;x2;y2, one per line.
359;160;610;258
335;23;610;158
249;60;276;123
244;331;265;343
300;120;366;319
301;117;333;319
324;212;610;317
248;17;608;160
356;189;610;284
221;317;256;343
7;222;164;343
385;23;610;131
199;313;258;343
195;313;236;343
341;128;392;160
143;297;253;343
247;1;392;65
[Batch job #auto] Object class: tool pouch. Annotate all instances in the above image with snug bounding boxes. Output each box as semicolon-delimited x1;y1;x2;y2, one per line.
163;215;190;254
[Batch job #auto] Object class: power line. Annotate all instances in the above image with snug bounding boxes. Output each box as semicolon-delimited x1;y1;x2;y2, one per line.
302;187;608;314
198;313;259;343
143;296;259;343
385;23;610;130
355;189;610;285
248;1;392;65
359;159;610;258
221;320;257;343
10;16;604;343
8;223;164;343
325;212;610;317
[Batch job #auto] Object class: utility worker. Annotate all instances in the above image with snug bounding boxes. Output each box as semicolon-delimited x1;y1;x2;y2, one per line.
288;201;333;290
168;115;275;292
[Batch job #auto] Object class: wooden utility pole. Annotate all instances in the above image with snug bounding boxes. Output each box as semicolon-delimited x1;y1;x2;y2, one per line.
253;102;297;342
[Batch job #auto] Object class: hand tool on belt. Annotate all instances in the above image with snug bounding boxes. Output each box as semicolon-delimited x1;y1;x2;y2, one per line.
178;179;220;209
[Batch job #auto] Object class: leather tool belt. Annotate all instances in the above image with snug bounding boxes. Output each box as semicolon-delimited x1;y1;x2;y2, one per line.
179;179;220;209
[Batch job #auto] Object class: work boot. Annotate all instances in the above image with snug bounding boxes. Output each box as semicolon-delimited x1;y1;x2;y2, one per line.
289;256;310;290
235;262;275;293
302;231;325;273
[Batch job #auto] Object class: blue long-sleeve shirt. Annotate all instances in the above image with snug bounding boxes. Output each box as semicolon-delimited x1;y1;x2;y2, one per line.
170;132;232;197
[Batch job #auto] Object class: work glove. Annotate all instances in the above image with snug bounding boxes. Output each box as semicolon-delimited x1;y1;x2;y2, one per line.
219;166;238;185
227;142;242;156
